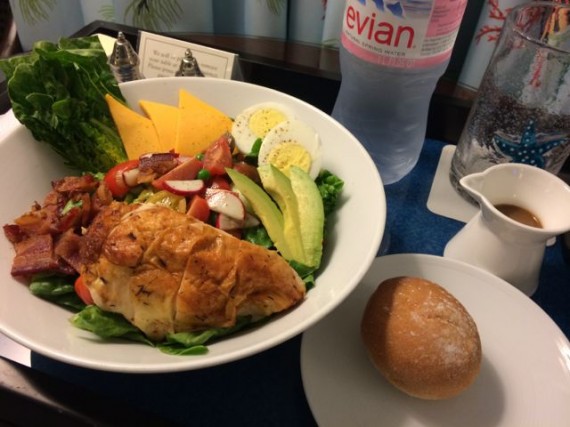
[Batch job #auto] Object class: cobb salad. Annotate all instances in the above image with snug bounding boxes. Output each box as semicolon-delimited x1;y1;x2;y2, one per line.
0;36;344;355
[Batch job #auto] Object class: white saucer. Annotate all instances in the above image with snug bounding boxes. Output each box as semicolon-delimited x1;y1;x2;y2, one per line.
301;254;570;427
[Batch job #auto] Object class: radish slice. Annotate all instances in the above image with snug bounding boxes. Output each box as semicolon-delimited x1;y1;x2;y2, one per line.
215;212;260;231
243;213;260;228
122;167;140;187
216;213;243;230
205;189;245;220
163;179;205;196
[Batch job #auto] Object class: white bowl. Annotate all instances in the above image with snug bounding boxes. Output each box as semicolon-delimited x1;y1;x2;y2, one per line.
0;77;385;373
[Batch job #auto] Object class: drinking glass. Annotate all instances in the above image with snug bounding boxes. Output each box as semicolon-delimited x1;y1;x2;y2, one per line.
450;1;570;199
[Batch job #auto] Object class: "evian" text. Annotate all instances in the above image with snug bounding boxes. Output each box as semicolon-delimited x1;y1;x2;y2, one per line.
346;5;415;48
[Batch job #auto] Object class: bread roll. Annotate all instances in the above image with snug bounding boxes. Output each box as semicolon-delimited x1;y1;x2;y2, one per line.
361;276;481;400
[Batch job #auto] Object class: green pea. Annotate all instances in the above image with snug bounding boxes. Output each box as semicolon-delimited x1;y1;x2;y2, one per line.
197;169;211;180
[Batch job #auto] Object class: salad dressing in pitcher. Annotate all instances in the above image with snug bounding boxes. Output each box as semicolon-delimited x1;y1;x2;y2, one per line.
444;164;570;296
494;204;542;229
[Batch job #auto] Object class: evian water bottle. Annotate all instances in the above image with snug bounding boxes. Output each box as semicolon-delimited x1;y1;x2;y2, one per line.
332;0;468;184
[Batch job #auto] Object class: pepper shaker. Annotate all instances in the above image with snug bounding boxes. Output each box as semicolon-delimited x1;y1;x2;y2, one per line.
108;32;144;83
175;49;205;77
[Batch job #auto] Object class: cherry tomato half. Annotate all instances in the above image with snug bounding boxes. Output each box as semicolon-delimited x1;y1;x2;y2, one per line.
187;195;210;222
210;176;232;191
104;159;139;198
203;134;233;176
152;157;203;190
74;276;94;306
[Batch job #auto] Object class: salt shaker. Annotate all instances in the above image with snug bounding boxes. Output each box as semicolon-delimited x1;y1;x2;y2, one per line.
175;49;205;77
108;32;144;83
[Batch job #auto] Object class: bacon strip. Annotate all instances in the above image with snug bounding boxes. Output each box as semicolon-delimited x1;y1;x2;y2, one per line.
4;174;112;278
54;229;84;273
11;234;60;276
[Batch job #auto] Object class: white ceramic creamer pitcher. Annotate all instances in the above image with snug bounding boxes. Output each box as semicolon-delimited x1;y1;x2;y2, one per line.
444;163;570;296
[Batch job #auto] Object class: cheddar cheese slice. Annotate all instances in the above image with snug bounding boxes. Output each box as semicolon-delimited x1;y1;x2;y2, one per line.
175;89;233;156
139;100;178;152
105;94;162;160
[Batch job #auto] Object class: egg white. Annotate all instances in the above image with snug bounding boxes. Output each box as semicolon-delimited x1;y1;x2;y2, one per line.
258;119;322;180
231;102;297;154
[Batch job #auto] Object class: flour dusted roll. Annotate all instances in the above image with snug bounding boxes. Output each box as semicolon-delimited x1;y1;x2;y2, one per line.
361;276;482;400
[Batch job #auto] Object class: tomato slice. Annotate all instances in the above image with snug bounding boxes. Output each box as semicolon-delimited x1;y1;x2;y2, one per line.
187;195;210;222
104;159;139;198
210;176;232;191
152;157;203;190
203;134;233;176
74;276;94;306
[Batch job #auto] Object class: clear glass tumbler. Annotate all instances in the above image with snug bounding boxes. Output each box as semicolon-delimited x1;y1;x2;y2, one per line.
450;1;570;199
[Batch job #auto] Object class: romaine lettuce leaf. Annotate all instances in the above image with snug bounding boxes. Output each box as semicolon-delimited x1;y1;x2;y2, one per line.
71;305;154;345
71;305;256;356
29;275;86;312
0;36;127;172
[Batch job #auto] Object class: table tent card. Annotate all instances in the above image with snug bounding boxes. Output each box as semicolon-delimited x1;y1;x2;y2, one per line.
137;32;240;80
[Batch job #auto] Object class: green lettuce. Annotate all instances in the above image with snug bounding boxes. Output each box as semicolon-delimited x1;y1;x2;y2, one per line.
29;275;86;312
0;36;127;172
243;225;273;248
29;275;256;355
71;306;255;355
158;316;255;355
71;305;154;346
315;170;344;216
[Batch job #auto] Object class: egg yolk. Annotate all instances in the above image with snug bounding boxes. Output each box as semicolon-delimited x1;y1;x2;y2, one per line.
266;142;312;175
249;109;287;138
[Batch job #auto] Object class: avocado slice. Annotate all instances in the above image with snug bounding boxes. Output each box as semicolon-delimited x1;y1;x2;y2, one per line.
289;166;325;268
226;168;293;260
258;164;306;264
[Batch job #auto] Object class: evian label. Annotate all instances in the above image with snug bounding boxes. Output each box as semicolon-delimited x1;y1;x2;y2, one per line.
341;0;468;68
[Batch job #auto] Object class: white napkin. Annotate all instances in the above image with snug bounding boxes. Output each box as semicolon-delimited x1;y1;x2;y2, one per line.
426;145;478;223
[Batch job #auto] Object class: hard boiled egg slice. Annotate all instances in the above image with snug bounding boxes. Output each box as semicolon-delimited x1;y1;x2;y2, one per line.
232;102;297;154
258;119;322;180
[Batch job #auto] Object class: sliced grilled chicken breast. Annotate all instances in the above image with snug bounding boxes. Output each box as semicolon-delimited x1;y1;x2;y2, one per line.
80;202;305;341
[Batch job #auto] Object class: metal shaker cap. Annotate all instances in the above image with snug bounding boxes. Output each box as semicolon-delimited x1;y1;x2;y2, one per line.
175;49;205;77
108;32;144;82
